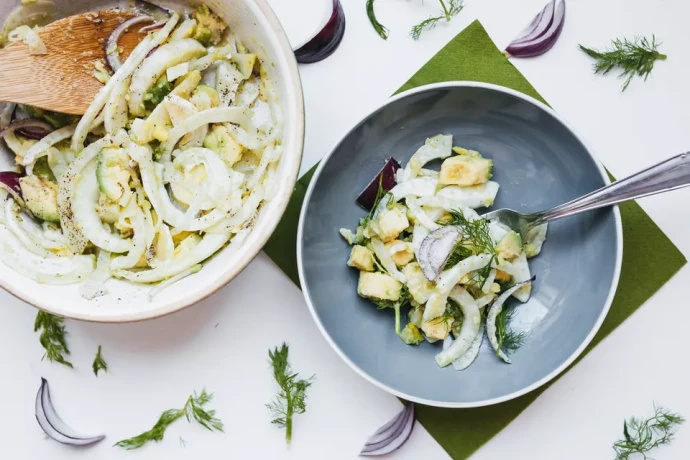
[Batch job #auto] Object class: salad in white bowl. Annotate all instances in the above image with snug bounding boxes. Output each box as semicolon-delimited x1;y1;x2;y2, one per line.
0;2;289;307
341;134;547;370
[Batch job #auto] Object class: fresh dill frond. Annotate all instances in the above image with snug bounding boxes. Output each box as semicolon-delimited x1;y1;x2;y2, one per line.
493;302;526;355
441;210;497;287
579;35;667;91
266;343;314;444
613;404;684;459
34;311;73;368
411;0;464;40
92;345;108;376
366;0;388;39
371;285;411;335
114;390;223;450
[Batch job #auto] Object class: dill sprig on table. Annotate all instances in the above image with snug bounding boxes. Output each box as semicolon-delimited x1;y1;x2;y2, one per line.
92;345;107;376
114;390;223;450
366;0;389;40
579;35;667;91
613;404;684;459
267;343;314;443
34;311;73;368
411;0;464;40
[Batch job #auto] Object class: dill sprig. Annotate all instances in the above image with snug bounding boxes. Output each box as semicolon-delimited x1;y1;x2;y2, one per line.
441;210;497;287
366;0;388;39
613;404;684;459
411;0;464;40
114;390;223;450
34;311;73;368
267;343;314;444
494;303;526;355
579;35;667;91
92;345;107;376
371;285;412;335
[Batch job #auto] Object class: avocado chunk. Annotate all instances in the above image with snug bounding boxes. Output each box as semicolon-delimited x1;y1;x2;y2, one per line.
21;105;78;128
19;175;60;222
143;75;172;112
400;323;425;345
191;5;227;46
191;84;220;110
496;231;522;260
32;156;56;182
97;148;131;201
203;125;244;167
439;148;493;186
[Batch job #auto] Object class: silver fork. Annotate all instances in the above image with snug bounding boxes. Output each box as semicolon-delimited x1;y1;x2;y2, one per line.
483;152;690;239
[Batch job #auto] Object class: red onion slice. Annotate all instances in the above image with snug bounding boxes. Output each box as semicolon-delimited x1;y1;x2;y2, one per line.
418;226;462;280
0;119;54;140
360;403;415;456
0;171;24;204
35;378;106;446
294;0;346;64
509;0;555;46
139;21;165;33
104;15;154;72
506;0;565;58
357;158;400;210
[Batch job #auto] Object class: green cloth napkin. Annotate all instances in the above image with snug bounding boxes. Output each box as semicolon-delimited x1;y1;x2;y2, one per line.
263;20;686;459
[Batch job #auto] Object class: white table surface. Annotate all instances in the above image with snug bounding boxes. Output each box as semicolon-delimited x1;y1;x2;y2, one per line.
3;0;690;458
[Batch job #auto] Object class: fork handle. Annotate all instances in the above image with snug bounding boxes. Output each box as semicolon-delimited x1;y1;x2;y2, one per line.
533;152;690;225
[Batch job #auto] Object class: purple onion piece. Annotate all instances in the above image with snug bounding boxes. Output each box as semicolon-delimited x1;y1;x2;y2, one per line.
0;119;54;140
35;378;106;446
506;0;565;58
105;15;154;72
360;403;415;456
418;226;461;280
139;21;165;33
0;171;23;203
357;158;401;210
294;0;346;64
508;0;555;47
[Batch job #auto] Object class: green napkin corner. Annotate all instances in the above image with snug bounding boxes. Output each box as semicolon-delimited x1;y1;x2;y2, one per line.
263;20;686;459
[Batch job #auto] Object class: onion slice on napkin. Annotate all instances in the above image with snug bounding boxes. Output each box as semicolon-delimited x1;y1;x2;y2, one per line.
360;403;415;456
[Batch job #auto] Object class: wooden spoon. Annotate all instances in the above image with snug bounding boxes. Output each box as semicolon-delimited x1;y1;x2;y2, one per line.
0;10;153;115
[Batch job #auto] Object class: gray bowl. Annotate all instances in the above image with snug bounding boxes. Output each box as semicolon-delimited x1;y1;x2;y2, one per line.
297;82;622;408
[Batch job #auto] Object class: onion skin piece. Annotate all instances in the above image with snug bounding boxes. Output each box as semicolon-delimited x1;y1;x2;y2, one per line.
105;15;155;72
294;0;346;64
0;118;53;140
505;0;566;58
357;157;401;210
35;378;106;446
360;403;415;456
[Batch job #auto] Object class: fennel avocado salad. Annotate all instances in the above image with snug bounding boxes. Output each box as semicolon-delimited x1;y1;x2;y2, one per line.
340;134;547;369
0;3;282;299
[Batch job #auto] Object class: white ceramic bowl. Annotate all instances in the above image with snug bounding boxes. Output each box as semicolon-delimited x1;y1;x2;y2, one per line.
0;0;304;322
